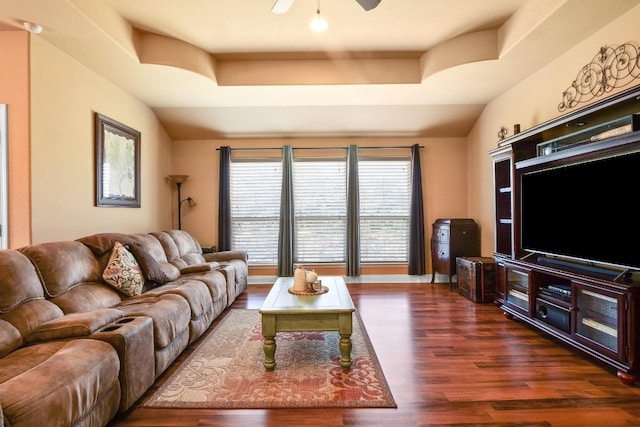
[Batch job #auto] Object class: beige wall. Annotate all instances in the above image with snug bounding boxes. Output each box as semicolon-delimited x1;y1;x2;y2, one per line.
0;31;31;248
9;3;640;261
28;36;174;243
467;4;640;256
171;137;469;261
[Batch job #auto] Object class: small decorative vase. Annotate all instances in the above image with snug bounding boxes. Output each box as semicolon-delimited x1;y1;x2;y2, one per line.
293;265;308;292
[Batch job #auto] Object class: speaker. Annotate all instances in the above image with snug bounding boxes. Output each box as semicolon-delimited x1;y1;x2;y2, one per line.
536;298;571;333
355;0;382;11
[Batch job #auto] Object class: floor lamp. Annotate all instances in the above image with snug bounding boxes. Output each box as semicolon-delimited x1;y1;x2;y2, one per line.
168;175;195;230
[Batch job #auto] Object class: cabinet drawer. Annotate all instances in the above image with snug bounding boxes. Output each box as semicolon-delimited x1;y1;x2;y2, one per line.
433;228;449;243
432;242;450;269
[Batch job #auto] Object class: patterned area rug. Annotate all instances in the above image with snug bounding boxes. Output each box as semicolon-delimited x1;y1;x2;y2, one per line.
142;309;396;409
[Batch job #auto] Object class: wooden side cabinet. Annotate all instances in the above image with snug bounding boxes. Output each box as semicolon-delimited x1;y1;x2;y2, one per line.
430;218;480;289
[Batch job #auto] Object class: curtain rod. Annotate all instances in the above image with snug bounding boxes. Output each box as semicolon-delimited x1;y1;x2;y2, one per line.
217;145;423;151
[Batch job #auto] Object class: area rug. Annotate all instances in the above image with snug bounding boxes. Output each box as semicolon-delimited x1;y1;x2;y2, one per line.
142;309;396;409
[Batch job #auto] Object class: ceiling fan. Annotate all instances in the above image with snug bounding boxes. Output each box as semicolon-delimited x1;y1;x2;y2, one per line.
271;0;381;14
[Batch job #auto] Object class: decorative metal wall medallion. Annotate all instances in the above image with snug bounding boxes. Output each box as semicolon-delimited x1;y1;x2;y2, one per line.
558;42;640;112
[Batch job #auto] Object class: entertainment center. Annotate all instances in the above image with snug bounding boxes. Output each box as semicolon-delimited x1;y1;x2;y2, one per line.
490;85;640;385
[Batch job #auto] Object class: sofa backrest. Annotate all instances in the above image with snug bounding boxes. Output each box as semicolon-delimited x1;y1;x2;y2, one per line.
151;230;206;269
19;241;122;313
0;249;64;356
19;241;102;296
129;233;181;284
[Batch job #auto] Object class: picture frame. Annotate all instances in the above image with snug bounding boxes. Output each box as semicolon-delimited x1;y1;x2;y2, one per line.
95;113;141;207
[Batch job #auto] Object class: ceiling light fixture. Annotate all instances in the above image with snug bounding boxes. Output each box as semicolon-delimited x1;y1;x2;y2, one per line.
23;21;43;34
309;0;328;32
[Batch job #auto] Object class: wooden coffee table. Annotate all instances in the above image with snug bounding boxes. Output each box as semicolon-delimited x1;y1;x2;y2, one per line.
259;276;355;371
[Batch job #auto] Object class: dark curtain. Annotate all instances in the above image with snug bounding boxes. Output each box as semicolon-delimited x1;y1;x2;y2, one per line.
277;145;295;277
409;144;426;275
346;145;361;276
218;146;232;251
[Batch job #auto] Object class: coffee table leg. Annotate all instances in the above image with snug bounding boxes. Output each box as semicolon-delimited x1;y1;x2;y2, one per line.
339;334;352;369
338;313;353;369
261;314;277;370
263;335;276;371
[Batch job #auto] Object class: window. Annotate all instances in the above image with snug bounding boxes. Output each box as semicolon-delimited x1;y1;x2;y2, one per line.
229;151;412;265
359;159;411;262
293;160;346;263
230;160;282;264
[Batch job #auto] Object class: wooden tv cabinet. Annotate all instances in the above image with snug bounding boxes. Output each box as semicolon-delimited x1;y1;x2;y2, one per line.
489;86;640;385
496;256;640;385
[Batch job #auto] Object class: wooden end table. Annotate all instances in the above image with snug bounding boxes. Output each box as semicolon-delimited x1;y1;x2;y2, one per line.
258;276;355;371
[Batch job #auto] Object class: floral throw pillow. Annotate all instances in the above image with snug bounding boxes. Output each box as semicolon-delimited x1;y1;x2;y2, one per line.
102;241;145;297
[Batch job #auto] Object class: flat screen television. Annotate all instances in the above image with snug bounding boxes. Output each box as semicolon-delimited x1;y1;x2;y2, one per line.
520;149;640;271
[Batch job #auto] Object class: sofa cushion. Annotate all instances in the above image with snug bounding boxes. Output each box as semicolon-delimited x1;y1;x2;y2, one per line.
0;339;120;427
25;308;123;343
0;250;47;314
19;241;102;297
128;235;180;284
0;319;22;358
102;242;145;297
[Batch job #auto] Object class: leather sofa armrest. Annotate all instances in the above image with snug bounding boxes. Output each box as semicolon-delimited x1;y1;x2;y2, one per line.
25;308;123;343
204;250;248;263
180;263;215;274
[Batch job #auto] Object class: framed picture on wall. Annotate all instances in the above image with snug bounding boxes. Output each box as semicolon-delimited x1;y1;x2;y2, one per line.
94;113;141;207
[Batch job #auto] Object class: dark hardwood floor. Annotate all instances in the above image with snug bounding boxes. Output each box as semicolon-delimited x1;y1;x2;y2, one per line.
109;282;640;427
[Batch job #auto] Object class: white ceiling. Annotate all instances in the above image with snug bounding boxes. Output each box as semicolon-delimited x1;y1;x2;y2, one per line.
0;0;638;140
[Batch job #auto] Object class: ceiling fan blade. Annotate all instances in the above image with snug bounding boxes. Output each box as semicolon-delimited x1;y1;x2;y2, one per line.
271;0;296;14
355;0;381;11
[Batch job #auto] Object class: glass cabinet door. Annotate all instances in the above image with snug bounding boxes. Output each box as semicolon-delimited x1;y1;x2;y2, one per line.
575;287;624;358
506;268;530;313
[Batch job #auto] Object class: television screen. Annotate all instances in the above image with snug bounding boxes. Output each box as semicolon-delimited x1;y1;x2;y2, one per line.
520;149;640;270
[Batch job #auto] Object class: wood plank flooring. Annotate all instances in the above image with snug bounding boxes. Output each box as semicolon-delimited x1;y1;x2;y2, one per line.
108;283;640;427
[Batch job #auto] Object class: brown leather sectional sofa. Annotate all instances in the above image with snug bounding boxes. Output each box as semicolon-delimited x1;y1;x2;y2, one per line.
0;230;248;427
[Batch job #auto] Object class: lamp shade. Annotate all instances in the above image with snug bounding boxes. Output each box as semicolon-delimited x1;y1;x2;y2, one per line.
168;175;189;184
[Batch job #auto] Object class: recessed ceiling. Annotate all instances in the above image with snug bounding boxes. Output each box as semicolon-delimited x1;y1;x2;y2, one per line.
0;0;638;140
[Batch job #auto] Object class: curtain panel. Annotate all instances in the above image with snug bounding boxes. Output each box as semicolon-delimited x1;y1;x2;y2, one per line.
218;146;232;252
277;145;295;276
346;145;361;276
408;144;426;275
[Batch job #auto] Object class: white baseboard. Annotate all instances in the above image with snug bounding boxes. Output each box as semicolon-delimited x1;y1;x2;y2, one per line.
247;274;454;285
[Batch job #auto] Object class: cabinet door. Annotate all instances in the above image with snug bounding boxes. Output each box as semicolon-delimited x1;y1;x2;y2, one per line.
574;284;627;362
495;261;507;302
450;225;479;259
504;266;531;315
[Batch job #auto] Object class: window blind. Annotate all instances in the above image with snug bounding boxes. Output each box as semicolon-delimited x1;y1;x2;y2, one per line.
229;155;412;265
359;159;411;262
293;160;346;263
230;160;282;264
